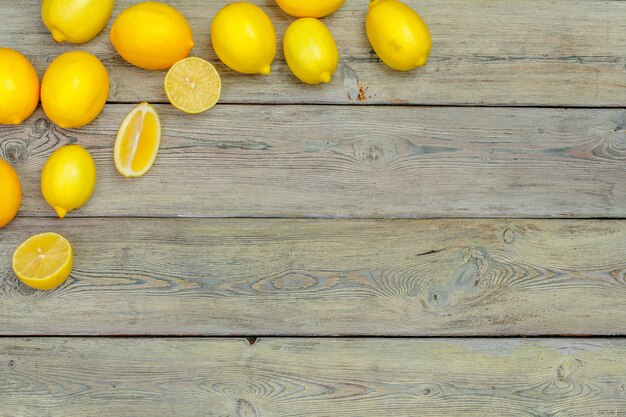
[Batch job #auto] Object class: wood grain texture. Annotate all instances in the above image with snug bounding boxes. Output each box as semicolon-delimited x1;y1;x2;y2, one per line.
4;106;626;218
3;337;626;416
1;0;624;106
1;217;625;335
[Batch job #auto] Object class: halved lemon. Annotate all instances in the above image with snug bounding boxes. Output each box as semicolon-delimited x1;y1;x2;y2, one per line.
13;232;73;290
114;102;162;178
164;57;221;114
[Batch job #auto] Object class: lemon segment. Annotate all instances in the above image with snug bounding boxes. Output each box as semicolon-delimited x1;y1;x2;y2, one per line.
165;57;221;114
13;232;73;291
284;18;338;84
0;48;39;125
114;102;162;178
366;0;431;71
274;0;345;18
41;0;114;44
0;159;22;228
110;2;194;70
41;145;97;218
41;51;109;128
210;2;276;75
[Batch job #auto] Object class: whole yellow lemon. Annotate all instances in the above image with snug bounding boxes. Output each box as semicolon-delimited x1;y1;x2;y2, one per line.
41;51;109;128
366;0;431;71
41;145;96;219
274;0;344;18
110;2;194;70
0;48;39;125
0;159;21;228
211;2;276;75
284;18;338;84
41;0;115;44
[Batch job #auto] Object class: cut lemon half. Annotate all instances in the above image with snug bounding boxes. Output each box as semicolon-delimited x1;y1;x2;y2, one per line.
114;102;162;178
13;232;73;290
164;57;221;114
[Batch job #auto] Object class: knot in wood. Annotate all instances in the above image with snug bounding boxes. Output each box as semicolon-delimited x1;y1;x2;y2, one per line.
353;138;396;164
29;117;53;139
554;358;581;386
235;398;262;417
503;228;516;244
415;383;441;397
272;272;318;290
1;139;28;164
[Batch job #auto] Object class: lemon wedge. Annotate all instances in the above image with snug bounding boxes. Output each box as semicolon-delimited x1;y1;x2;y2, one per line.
114;102;162;178
13;232;73;290
164;57;221;114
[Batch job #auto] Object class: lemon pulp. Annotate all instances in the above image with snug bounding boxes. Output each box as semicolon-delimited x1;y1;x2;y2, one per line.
13;232;73;290
165;57;221;114
114;102;162;177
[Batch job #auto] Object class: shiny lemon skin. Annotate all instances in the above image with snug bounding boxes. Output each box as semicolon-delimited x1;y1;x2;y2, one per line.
366;0;431;71
42;0;115;44
211;2;276;75
0;48;39;125
274;0;345;18
41;145;97;218
41;51;109;128
110;2;194;70
0;159;22;228
284;18;338;84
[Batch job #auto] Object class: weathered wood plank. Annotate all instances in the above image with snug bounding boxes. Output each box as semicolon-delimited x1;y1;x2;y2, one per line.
1;218;625;335
2;337;626;416
1;0;624;106
3;105;625;218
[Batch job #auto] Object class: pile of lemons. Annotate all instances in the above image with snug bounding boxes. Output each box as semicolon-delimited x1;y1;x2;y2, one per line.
1;0;431;291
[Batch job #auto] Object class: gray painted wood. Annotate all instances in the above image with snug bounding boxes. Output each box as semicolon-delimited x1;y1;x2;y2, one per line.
1;217;625;335
1;0;624;106
3;106;625;218
3;337;626;416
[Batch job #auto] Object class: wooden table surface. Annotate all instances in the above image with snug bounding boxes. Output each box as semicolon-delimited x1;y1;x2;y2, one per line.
1;0;625;415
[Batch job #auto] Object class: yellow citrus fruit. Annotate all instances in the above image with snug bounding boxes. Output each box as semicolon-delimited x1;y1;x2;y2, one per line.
41;51;109;128
13;232;73;290
211;2;276;75
0;48;39;125
284;18;338;84
114;102;161;177
41;0;115;44
41;145;97;218
274;0;345;18
0;159;21;228
110;2;194;70
165;57;221;114
366;0;431;71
